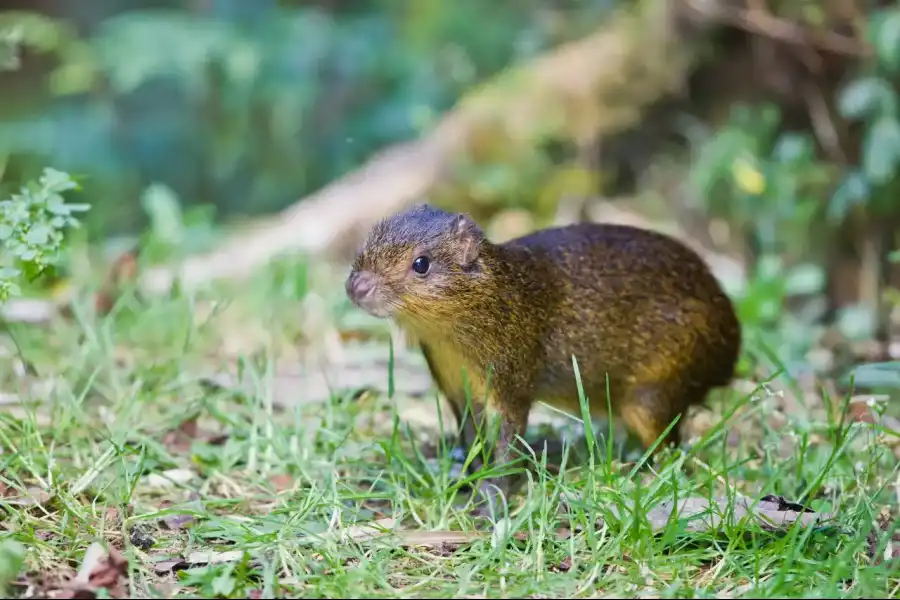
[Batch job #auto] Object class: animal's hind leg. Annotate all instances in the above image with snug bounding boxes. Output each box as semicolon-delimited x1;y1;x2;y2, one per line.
618;384;687;454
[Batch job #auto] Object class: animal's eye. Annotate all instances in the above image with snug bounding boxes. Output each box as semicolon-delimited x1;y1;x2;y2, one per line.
411;256;430;275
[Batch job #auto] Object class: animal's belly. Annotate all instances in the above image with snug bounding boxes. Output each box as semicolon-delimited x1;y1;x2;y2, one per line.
534;374;625;418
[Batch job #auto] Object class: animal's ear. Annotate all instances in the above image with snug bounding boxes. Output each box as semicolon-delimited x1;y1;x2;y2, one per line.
452;213;483;267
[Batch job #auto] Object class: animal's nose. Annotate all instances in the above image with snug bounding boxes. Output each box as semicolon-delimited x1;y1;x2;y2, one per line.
346;270;376;301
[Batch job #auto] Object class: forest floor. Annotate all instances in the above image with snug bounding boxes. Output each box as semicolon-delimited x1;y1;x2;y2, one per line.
1;258;899;598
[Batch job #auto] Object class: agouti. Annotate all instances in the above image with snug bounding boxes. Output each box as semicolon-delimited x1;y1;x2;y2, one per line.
346;204;741;503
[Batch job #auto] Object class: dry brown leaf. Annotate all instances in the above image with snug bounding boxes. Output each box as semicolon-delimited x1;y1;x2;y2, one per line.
142;468;196;490
867;506;900;565
48;542;128;599
268;474;295;493
4;486;53;508
89;249;141;316
150;559;185;575
845;395;890;425
160;513;195;530
554;556;572;573
636;494;832;534
162;416;200;453
394;530;483;547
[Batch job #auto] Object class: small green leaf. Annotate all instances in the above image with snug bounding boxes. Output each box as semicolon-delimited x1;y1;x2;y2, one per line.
784;263;826;296
871;9;900;73
0;26;22;72
24;223;50;245
862;116;900;185
39;167;78;192
211;570;236;596
772;133;813;164
828;170;870;222
838;77;897;120
755;254;784;281
837;305;877;342
141;184;185;245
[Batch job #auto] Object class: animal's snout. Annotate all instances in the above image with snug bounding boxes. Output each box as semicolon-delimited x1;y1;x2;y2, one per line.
346;270;376;302
346;270;390;317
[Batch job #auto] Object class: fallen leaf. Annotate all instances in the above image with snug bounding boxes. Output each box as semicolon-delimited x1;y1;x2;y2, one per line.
394;530;482;547
846;395;889;424
634;494;833;534
268;474;294;493
162;417;200;454
867;506;900;565
142;469;196;490
150;559;186;575
758;495;814;514
185;550;245;565
554;556;572;572
160;513;195;530
104;507;119;524
4;487;52;508
49;542;128;599
93;249;141;316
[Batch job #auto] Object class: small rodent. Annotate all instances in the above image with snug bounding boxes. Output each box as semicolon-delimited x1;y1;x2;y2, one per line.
346;204;741;499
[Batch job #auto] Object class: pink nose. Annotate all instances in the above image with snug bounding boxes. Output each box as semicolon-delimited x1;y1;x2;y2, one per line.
346;270;376;303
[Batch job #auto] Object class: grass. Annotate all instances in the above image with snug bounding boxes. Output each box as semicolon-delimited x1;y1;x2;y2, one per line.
1;260;899;598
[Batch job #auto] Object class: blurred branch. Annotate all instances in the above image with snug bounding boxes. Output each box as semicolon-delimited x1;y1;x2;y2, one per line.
137;0;710;296
682;0;869;58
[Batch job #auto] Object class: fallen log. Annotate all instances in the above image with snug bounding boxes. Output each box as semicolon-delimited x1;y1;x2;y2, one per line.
137;0;708;296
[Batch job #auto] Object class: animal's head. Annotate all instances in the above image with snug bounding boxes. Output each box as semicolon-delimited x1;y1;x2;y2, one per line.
345;204;485;325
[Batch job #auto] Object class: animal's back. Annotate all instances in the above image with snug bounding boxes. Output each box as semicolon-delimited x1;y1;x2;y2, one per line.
503;222;741;419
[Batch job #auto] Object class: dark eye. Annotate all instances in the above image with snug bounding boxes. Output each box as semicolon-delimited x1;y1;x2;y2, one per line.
412;256;430;275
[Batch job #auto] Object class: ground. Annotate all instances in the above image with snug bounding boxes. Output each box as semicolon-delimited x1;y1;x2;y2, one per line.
0;259;899;598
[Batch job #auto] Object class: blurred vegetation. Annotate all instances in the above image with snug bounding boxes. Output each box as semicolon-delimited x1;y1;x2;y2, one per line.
1;0;900;386
0;0;612;239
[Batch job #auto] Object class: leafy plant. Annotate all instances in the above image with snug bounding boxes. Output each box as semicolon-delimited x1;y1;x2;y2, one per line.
833;6;900;220
0;2;612;236
0;167;89;301
690;103;834;352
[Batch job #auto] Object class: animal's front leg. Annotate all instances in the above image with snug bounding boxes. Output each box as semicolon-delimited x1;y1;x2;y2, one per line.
473;398;531;519
445;393;488;470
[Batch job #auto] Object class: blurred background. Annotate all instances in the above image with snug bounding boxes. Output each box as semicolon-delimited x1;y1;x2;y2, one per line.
2;0;900;392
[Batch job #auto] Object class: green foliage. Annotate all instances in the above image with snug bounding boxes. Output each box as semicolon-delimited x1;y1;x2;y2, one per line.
0;2;611;235
0;539;25;596
138;183;219;265
0;168;88;301
691;103;832;259
833;7;900;219
691;4;900;371
690;103;833;362
0;23;22;71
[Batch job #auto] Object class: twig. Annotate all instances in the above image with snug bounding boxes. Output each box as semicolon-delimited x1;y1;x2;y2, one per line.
683;0;869;58
802;80;848;165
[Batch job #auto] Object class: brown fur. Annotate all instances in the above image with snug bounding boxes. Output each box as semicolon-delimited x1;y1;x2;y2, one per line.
346;204;741;498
